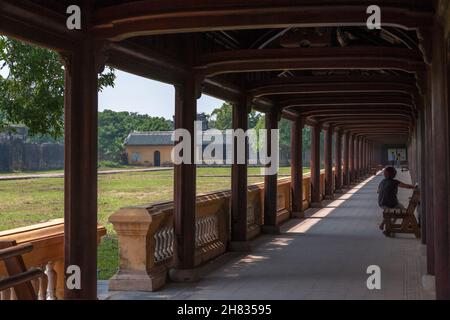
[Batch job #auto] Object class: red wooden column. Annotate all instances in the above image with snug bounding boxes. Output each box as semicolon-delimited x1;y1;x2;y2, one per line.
324;125;334;199
290;116;304;218
62;40;99;299
263;109;280;234
334;129;343;192
230;97;250;251
356;136;361;180
430;22;449;300
310;124;322;206
342;132;350;187
366;141;370;173
170;77;198;281
361;139;365;175
348;134;354;183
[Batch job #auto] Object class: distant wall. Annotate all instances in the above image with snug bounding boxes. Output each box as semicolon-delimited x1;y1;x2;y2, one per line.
380;144;408;166
125;145;173;166
0;139;64;172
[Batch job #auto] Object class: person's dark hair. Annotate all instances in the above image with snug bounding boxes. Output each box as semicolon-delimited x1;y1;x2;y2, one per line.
384;166;397;179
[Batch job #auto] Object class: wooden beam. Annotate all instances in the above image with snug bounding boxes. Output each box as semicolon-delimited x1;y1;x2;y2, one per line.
0;0;80;51
280;92;416;108
196;47;425;77
93;1;433;40
248;76;418;98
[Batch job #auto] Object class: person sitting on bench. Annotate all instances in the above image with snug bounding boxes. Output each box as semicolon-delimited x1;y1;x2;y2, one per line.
378;166;415;209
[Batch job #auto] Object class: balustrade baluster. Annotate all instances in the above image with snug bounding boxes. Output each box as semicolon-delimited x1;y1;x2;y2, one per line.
45;261;57;300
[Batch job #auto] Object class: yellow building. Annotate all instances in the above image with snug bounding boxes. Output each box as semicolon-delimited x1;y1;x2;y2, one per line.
124;131;174;166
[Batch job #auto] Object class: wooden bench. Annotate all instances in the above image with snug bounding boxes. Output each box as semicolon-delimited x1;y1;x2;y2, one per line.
380;188;420;238
400;161;409;172
0;241;47;300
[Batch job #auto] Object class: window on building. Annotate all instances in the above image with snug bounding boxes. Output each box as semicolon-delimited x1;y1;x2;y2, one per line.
131;152;141;162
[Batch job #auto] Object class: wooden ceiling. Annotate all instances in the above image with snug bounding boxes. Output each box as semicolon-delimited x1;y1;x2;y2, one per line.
1;0;435;144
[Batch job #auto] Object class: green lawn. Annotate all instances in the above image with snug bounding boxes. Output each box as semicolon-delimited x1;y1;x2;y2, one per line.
0;166;309;279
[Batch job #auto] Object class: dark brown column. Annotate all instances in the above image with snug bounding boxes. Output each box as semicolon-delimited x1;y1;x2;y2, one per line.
230;97;250;249
324;125;333;199
431;22;449;300
310;124;322;206
335;129;343;191
419;108;427;245
362;140;366;175
343;132;350;187
366;141;370;173
63;40;99;299
290;116;304;218
349;134;354;183
425;97;435;276
355;136;361;179
263;109;280;234
172;77;198;276
362;139;367;175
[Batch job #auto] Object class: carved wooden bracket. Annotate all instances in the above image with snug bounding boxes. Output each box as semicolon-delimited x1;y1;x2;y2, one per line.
417;28;432;65
94;41;111;74
415;71;428;96
58;39;110;75
58;51;73;72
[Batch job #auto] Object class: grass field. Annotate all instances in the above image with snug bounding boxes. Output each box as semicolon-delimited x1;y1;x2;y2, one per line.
0;166;309;279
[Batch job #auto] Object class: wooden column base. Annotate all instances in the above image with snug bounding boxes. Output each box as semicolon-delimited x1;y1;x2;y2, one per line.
169;268;201;282
262;225;281;235
291;211;304;219
229;241;252;252
310;202;323;208
109;270;166;292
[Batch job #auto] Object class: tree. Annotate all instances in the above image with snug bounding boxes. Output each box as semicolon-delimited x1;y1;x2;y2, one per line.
209;102;262;130
209;103;232;130
254;116;291;163
0;36;115;138
98;110;173;162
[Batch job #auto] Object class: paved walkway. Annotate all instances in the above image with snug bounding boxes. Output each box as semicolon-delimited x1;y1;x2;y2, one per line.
100;170;434;300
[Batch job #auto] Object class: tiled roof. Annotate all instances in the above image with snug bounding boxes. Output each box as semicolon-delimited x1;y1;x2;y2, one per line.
124;130;232;146
124;131;174;146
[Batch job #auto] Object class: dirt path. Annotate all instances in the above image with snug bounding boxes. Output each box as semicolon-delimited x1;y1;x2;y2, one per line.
0;167;172;181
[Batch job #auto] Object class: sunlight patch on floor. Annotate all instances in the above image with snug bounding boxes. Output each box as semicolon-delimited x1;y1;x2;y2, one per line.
287;174;378;233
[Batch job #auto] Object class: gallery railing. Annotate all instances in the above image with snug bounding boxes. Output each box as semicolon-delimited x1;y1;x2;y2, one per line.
0;219;106;300
108;170;329;291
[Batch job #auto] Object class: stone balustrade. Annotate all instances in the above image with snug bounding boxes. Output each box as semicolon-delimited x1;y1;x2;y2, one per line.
109;170;330;292
0;219;106;300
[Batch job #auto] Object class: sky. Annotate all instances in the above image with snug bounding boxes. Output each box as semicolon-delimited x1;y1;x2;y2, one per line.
1;66;224;120
99;70;225;119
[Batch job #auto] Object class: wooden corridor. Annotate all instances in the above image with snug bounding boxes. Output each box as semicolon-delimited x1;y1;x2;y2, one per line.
2;0;449;300
100;171;434;300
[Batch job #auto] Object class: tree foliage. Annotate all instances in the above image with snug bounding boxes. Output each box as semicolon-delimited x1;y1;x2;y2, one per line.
98;110;173;162
0;36;115;138
208;102;262;130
